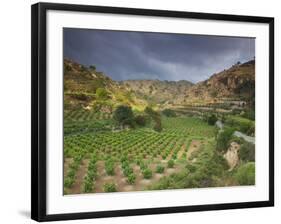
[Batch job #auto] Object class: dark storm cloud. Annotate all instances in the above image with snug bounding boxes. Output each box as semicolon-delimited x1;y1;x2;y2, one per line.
63;28;255;83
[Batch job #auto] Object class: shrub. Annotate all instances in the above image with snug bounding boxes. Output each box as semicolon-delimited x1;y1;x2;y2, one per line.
105;160;115;175
123;166;133;177
127;173;136;184
162;109;176;117
242;109;255;120
226;116;254;136
216;128;235;152
185;163;196;173
142;168;152;179
239;142;255;162
207;114;217;125
96;88;109;100
140;161;148;171
64;177;74;188
89;65;96;70
64;63;72;71
167;159;174;168
103;183;117;192
156;165;165;173
232;108;241;115
234;162;255;185
83;176;94;193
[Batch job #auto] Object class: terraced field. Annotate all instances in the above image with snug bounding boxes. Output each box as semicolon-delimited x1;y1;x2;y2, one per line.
63;114;215;194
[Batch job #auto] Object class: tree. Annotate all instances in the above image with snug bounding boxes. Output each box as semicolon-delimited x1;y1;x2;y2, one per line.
216;127;234;152
96;88;108;100
145;106;162;132
89;65;96;70
207;114;217;125
153;117;162;132
135;115;147;126
113;105;134;127
162;109;176;117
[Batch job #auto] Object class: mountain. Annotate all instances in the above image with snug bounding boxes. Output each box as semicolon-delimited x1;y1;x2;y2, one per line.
63;59;148;113
173;60;255;106
64;58;255;113
120;79;194;104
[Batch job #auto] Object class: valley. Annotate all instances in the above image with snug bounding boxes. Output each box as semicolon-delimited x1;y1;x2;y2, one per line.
63;58;255;194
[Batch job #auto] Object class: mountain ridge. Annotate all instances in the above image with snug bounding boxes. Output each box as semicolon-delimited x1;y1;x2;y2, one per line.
64;58;255;112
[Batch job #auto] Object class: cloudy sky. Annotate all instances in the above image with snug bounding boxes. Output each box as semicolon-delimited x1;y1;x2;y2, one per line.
64;28;255;83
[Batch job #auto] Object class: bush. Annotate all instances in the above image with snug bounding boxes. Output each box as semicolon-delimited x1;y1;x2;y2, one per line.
105;160;115;175
216;128;235;152
242;109;255;120
234;162;255;185
64;63;72;71
64;177;74;188
123;166;133;177
127;173;136;184
83;176;94;193
185;163;196;173
145;106;162;132
142;168;152;179
113;105;134;127
135;115;147;126
207;114;217;125
232;108;242;115
162;109;176;117
103;183;117;192
96;88;109;100
140;161;148;171
239;142;255;162
89;65;96;70
167;159;174;168
156;165;165;173
226;116;254;136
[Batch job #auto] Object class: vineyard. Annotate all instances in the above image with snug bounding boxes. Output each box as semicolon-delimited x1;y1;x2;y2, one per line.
63;113;216;194
62;58;256;194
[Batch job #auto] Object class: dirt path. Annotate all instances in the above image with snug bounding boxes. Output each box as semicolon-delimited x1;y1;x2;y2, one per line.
186;140;202;160
68;159;89;194
94;161;110;193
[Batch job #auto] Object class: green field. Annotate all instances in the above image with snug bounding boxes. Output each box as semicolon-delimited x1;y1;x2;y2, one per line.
63;107;256;195
63;111;222;194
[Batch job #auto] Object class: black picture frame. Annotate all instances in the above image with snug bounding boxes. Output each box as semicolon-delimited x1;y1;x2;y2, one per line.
31;2;274;222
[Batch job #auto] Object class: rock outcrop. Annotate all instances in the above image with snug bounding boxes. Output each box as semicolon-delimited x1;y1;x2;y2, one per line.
224;142;240;170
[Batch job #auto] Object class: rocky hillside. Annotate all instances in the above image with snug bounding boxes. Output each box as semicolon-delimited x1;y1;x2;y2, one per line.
64;58;255;112
174;60;255;105
120;79;194;104
64;59;148;112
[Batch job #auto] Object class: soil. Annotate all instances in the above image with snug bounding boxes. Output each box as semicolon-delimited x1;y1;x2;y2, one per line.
177;143;187;159
65;139;202;194
68;159;89;194
186;140;202;160
63;158;73;177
